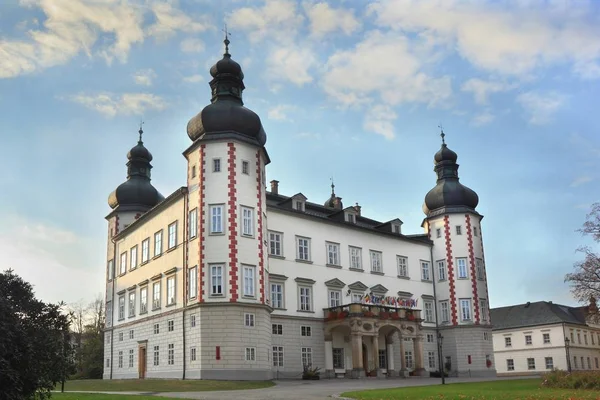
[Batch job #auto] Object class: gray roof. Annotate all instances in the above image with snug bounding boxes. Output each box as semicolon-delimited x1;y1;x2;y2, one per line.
490;301;588;331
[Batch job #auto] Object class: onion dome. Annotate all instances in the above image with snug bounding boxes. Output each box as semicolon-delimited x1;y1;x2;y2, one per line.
186;34;266;146
423;130;479;215
108;127;164;212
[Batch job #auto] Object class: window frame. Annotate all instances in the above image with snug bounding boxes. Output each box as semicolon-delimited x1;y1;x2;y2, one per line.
421;260;431;281
298;285;313;312
209;204;225;235
370;250;383;273
241;206;255;237
130;245;138;270
189;208;198;239
397;255;408;277
188;266;198;300
527;357;536;370
476;258;484;280
270;282;284;309
326;242;340;266
210;264;224;296
437;260;446;281
507;359;514;371
440;300;449;323
242;264;256;298
166;275;176;306
328;289;342;307
244;313;255;327
459;298;472;321
154;230;163;257
139;286;148;314
245;347;256;361
118;295;125;320
545;357;553;369
168;221;177;250
455;225;462;235
268;231;283;257
212;158;221;172
456;257;468;279
273;346;284;367
152;281;161;310
242;160;249;175
141;238;150;263
120;252;127;275
301;347;312;367
349;246;363;270
296;236;311;261
424;300;434;322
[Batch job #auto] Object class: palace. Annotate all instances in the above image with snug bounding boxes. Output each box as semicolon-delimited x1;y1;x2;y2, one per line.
102;38;495;380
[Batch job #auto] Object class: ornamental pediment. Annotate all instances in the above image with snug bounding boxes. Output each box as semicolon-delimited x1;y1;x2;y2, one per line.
348;281;368;291
325;278;346;288
370;284;388;294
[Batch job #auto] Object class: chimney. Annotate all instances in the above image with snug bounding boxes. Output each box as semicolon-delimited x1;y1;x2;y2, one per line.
525;302;531;308
354;202;361;216
270;180;279;195
333;197;343;210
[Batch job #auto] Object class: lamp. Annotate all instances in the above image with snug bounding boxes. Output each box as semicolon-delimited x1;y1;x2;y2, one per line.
564;337;571;372
437;332;445;385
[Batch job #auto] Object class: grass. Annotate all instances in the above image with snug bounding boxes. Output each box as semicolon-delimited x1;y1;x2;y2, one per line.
342;378;600;400
52;394;175;400
55;379;274;393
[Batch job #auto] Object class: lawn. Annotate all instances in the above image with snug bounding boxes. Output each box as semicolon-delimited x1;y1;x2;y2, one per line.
55;379;274;392
52;394;175;400
342;379;600;400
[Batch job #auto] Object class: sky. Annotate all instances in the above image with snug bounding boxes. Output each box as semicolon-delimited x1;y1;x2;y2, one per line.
1;0;599;309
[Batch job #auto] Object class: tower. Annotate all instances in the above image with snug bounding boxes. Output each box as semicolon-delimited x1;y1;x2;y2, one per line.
182;35;271;380
423;131;495;377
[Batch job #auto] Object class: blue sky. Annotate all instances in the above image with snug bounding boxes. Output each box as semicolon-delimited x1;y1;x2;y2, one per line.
1;0;599;308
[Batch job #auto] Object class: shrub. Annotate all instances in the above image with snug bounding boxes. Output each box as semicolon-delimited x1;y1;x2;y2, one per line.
541;370;600;390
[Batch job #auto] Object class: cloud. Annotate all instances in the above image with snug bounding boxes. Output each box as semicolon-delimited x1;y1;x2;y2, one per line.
268;104;296;121
180;38;205;53
182;74;203;83
266;45;317;86
471;109;495;126
516;91;565;125
147;1;211;40
369;0;600;79
461;78;516;104
133;69;157;86
304;2;361;37
228;0;305;42
363;105;397;140
65;92;168;117
570;176;593;187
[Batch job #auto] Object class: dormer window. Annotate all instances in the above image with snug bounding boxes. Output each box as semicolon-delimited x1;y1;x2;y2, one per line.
295;200;304;211
392;224;401;234
346;213;356;223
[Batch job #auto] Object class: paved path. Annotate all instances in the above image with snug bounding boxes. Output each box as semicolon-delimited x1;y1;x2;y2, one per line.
64;376;535;400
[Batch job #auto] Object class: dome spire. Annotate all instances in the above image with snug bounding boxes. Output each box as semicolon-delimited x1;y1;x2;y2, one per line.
138;120;144;143
330;177;335;196
222;24;231;56
439;124;445;145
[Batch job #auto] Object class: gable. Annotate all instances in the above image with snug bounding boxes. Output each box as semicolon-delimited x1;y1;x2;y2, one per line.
324;278;346;288
348;281;368;291
370;284;388;294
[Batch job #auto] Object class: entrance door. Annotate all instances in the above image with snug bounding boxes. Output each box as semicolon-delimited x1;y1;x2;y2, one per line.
138;346;147;379
362;343;368;375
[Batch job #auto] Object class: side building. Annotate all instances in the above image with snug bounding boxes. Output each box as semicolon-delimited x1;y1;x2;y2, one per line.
491;300;600;376
102;37;495;380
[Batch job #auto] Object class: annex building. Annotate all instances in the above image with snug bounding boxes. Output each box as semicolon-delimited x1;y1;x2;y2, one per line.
102;38;495;380
491;300;600;376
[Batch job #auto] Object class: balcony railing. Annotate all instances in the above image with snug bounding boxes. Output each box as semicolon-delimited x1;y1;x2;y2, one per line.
323;303;422;322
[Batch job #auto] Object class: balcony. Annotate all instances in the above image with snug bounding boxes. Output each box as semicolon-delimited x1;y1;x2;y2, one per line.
323;303;422;322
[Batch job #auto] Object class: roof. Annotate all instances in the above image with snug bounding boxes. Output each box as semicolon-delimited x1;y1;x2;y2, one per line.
490;301;589;331
265;192;432;246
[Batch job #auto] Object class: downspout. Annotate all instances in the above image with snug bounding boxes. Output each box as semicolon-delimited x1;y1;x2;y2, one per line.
182;188;188;380
562;322;568;371
109;235;117;380
428;220;444;382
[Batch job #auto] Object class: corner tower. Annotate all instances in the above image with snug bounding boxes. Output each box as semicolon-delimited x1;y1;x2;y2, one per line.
423;130;495;377
183;35;271;380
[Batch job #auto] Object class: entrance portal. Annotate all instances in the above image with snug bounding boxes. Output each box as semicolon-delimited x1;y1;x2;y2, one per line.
362;343;368;375
138;346;147;379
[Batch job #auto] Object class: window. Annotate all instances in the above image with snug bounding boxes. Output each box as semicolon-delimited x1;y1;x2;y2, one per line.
189;208;198;238
168;344;174;365
269;231;283;256
405;351;413;369
128;292;135;317
119;332;123;341
130;246;138;270
421;261;431;281
570;331;574;342
153;346;159;366
245;313;255;327
120;252;127;275
473;226;478;236
595;357;599;369
484;332;489;340
242;265;255;297
167;276;175;305
241;206;254;236
154;230;163;257
424;301;434;322
299;286;312;311
397;256;408;277
242;160;249;175
272;324;283;335
574;356;578;368
427;334;434;343
525;335;532;345
168;320;174;332
428;351;436;369
329;290;341;307
584;334;588;345
273;346;284;367
118;351;123;368
545;357;553;369
191;347;197;362
129;349;134;368
188;267;197;299
480;299;488;321
577;333;581;344
346;213;356;223
460;299;472;321
142;238;150;263
210;205;224;234
152;281;161;309
587;357;591;369
106;358;110;368
118;295;125;320
294;200;304;211
191;165;196;178
326;242;340;265
393;224;401;233
333;348;344;369
190;314;196;327
378;349;387;369
440;301;449;323
592;334;595;345
370;251;383;273
476;258;484;280
213;158;221;172
543;333;550;344
456;225;462;235
301;347;312;367
106;302;112;326
301;326;312;336
210;265;223;295
507;359;514;371
168;222;177;249
153;323;159;334
350;247;362;270
505;337;512;347
457;258;468;278
352;292;364;303
436;228;441;238
245;347;256;361
437;260;446;280
297;237;310;261
107;259;114;281
270;283;283;308
527;358;535;370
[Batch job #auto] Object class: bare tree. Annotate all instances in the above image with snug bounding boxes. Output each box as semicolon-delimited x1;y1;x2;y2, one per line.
565;203;600;320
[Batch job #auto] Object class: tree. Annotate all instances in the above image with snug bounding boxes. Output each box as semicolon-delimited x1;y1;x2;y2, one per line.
0;269;75;400
565;202;600;320
68;295;105;379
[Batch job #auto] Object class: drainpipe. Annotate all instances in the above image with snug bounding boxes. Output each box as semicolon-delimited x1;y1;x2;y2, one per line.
428;221;445;384
109;234;117;380
182;188;188;380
